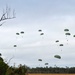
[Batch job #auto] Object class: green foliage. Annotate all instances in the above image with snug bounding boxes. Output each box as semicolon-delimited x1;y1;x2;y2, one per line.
6;64;28;75
14;64;27;75
0;56;8;75
0;53;28;75
6;67;14;75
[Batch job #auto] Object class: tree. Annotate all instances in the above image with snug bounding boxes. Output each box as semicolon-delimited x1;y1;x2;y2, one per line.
0;6;15;26
0;53;8;75
0;6;15;75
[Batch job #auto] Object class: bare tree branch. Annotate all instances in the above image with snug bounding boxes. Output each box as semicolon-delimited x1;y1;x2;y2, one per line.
0;6;16;26
7;56;14;65
0;22;5;26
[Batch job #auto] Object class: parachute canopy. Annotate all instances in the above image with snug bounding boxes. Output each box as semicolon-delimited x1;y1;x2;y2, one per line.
55;40;59;43
45;63;48;65
16;33;19;35
59;44;64;46
64;29;69;31
54;55;61;59
40;33;44;35
38;29;42;32
38;59;42;61
73;35;75;37
65;33;71;35
14;45;17;47
0;53;2;56
20;31;24;34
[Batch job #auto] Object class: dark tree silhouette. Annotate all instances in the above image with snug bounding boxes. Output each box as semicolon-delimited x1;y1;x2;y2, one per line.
0;53;8;75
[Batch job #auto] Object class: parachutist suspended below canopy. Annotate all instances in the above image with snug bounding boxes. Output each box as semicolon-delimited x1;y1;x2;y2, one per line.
54;55;61;59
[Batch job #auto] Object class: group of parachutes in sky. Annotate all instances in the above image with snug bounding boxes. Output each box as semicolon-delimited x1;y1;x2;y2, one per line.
13;28;75;66
38;28;75;66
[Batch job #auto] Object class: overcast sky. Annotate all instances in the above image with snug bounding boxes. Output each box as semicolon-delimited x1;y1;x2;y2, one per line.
0;0;75;68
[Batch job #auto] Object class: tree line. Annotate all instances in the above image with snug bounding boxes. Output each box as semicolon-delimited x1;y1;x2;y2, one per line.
28;67;75;74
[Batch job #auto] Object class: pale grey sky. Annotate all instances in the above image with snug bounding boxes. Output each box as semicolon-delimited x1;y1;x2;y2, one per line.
0;0;75;68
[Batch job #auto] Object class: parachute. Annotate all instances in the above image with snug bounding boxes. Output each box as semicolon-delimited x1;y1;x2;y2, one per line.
16;33;19;35
55;40;59;43
14;45;17;47
59;44;64;51
54;55;61;59
20;31;24;34
64;29;69;31
38;29;44;36
65;33;71;35
55;40;60;49
0;53;2;56
38;29;42;32
59;44;64;46
38;59;42;61
45;63;48;65
64;29;71;44
40;33;44;35
73;35;75;37
20;31;24;38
